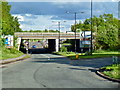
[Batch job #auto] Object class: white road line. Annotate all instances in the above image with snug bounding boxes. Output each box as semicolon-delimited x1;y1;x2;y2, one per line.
40;54;50;60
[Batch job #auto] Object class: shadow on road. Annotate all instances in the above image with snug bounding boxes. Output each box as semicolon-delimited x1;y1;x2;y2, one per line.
31;55;116;69
28;48;50;54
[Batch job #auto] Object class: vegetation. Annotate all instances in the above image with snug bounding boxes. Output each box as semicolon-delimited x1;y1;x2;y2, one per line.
0;47;24;60
0;38;5;47
20;54;31;60
101;64;120;79
61;43;71;46
1;1;61;35
21;29;59;33
1;2;22;35
60;46;67;52
0;1;24;60
71;14;120;51
54;50;120;60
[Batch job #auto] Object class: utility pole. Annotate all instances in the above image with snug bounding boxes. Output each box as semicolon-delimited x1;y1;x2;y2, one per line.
52;21;66;51
75;12;77;53
58;22;61;51
66;11;84;54
90;0;93;55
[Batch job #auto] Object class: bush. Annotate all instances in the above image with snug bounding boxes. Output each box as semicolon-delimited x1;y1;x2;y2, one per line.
9;48;21;54
1;47;24;60
94;49;119;53
0;38;5;47
93;50;107;53
2;47;21;54
60;46;67;52
85;51;91;56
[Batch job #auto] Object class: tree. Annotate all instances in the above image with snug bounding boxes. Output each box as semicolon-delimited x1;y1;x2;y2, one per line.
1;2;22;35
71;14;119;50
95;14;119;50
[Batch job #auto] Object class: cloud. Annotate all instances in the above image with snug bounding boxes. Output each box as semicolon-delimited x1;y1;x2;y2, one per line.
12;14;76;32
25;14;32;17
13;14;24;21
19;24;23;28
9;2;91;20
10;2;118;32
9;2;118;19
112;0;119;1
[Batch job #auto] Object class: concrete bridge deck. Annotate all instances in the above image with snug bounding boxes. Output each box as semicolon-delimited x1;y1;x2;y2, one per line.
15;32;80;39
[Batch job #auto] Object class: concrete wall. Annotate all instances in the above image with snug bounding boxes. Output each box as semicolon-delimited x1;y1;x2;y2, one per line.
48;39;59;52
48;39;56;52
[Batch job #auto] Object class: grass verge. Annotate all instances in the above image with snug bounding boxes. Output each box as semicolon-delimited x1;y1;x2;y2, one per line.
2;54;31;64
20;54;31;60
0;47;24;60
54;51;120;59
100;64;120;79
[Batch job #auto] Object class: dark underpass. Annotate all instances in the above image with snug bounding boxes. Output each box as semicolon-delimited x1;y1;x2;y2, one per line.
28;48;50;54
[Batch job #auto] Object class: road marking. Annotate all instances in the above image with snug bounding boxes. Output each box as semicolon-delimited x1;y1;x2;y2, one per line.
40;54;50;60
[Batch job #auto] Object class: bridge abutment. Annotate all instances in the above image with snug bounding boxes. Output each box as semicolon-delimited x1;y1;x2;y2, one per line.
48;39;59;52
17;37;22;50
55;39;59;52
76;39;80;52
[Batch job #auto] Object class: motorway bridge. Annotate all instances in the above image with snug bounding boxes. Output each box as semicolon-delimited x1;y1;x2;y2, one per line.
14;32;83;52
15;32;80;39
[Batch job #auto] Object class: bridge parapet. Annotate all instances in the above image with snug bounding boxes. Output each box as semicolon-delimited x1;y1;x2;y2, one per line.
15;32;80;39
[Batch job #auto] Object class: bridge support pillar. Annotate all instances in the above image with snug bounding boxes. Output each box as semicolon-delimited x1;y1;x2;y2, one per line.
76;39;80;52
17;37;22;50
48;39;55;52
48;39;59;52
55;39;59;52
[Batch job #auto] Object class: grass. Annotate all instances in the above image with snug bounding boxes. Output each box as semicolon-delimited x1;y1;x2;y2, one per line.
54;50;120;59
61;43;71;46
101;64;120;79
0;47;24;60
22;54;31;59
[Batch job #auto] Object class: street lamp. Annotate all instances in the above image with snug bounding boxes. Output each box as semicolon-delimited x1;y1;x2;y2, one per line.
66;11;84;54
90;0;93;55
52;21;66;51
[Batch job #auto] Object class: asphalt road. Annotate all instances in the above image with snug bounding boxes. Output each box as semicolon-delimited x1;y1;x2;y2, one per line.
2;54;119;88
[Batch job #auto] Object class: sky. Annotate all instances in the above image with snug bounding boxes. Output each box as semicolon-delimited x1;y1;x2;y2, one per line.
8;0;119;32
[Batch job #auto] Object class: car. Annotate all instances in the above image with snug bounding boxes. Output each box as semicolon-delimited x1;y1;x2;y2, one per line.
32;45;37;48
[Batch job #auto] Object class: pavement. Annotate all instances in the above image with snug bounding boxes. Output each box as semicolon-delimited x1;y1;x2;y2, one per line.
1;54;120;88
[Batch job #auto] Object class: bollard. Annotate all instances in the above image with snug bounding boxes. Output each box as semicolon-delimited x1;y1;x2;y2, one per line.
112;56;115;64
115;56;118;64
76;54;79;59
112;56;118;64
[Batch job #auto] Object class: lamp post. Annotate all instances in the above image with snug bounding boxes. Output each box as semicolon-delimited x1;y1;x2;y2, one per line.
90;0;93;55
52;21;66;51
75;12;77;54
58;22;60;51
66;11;84;54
